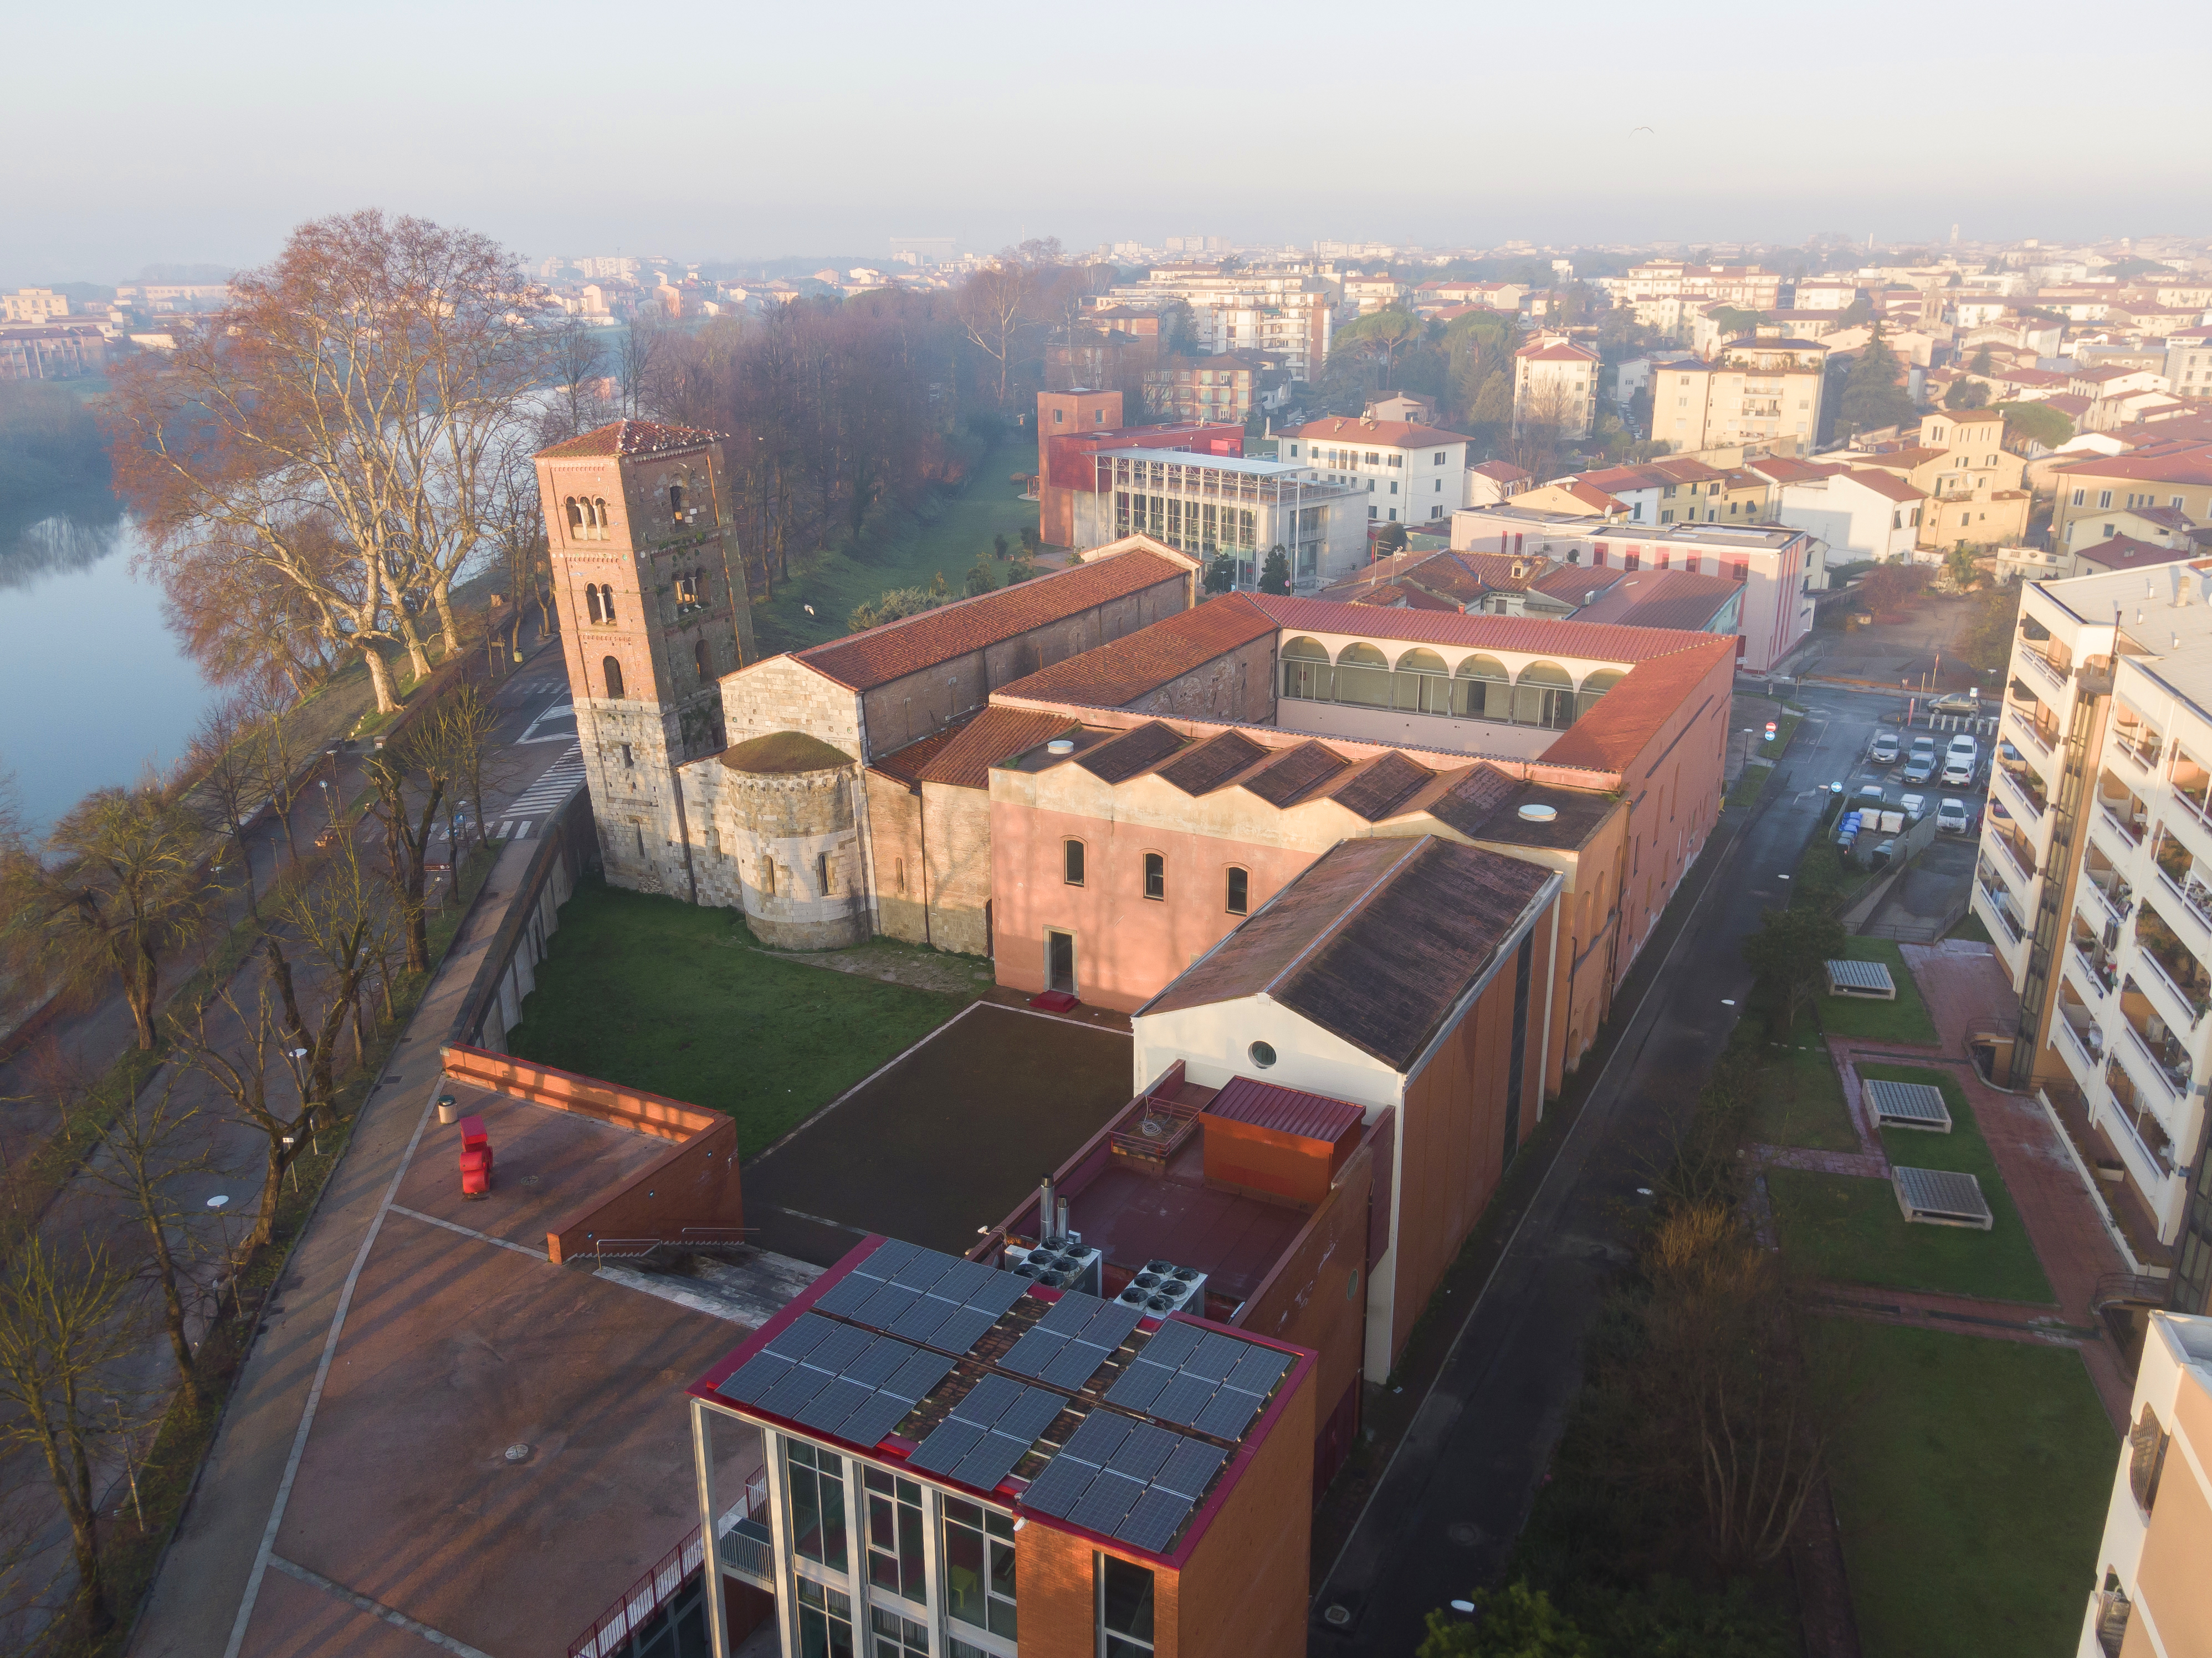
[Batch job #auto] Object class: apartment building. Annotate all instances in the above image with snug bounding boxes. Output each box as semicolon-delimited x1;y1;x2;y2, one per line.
1277;415;1481;524
2075;1312;2212;1658
1096;268;1337;381
2053;442;2212;553
1844;408;2031;550
1139;352;1291;426
0;288;69;323
1602;262;1784;310
1790;277;1863;310
1653;336;1827;452
0;322;106;381
1753;457;1926;562
2164;327;2212;400
1975;563;2212;1249
1512;339;1600;439
1071;450;1367;589
1448;509;1817;672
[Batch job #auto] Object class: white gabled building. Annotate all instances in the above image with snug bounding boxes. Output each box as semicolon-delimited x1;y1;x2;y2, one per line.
1278;415;1481;526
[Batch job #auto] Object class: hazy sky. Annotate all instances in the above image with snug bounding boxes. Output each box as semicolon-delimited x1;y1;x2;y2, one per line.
9;0;2209;285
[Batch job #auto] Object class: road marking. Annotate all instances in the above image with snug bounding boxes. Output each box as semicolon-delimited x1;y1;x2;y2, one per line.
268;1555;497;1658
224;1087;442;1658
388;1203;549;1261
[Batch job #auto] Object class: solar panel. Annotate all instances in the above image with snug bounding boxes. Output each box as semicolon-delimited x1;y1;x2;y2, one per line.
1042;1343;1110;1391
1149;1374;1216;1427
907;1421;985;1475
892;1249;957;1290
1069;1470;1146;1535
862;1239;923;1279
931;1260;992;1303
811;1274;878;1317
1194;1388;1260;1440
797;1377;876;1434
1113;1488;1190;1554
1037;1290;1112;1336
1186;1332;1245;1382
950;1374;1024;1429
926;1307;1001;1356
1866;1078;1952;1131
888;1298;955;1345
845;1337;914;1387
994;1388;1069;1447
885;1351;956;1403
1106;1421;1179;1483
1000;1329;1066;1377
1152;1439;1226;1501
853;1283;921;1328
718;1352;792;1405
763;1314;836;1362
838;1393;916;1450
1134;1321;1203;1369
1018;1455;1094;1519
963;1273;1030;1319
1102;1362;1171;1413
1223;1346;1291;1399
759;1365;832;1419
1058;1410;1133;1468
949;1433;1031;1494
799;1322;875;1376
1079;1301;1144;1353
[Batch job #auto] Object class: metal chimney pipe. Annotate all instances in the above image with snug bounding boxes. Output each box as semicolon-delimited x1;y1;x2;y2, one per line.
1056;1197;1070;1241
1038;1175;1057;1246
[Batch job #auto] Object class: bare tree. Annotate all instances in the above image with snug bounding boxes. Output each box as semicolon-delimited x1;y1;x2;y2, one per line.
187;693;268;918
413;685;505;865
88;1074;212;1413
618;315;662;421
107;211;554;710
958;260;1033;408
171;982;310;1251
362;736;448;974
250;685;319;868
0;776;212;1051
260;831;393;1107
546;316;611;442
0;1235;136;1639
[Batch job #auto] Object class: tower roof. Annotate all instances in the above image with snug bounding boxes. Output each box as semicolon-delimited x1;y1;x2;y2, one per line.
536;419;722;460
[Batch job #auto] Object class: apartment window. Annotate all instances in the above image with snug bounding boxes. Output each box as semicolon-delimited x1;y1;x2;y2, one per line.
1434;479;1442;493
1142;852;1165;900
1064;839;1085;887
2072;488;2086;506
943;1499;1017;1642
795;1579;855;1658
1226;867;1249;915
1433;451;1446;464
1592;544;1608;567
864;1468;926;1603
1098;1554;1156;1658
1053;408;1064;424
1369;506;1377;520
871;1608;929;1657
2099;490;2113;509
786;1440;849;1571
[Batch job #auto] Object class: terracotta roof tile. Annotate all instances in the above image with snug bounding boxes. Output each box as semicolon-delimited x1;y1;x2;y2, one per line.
869;720;966;786
994;593;1273;707
2073;535;2199;573
1282;417;1473;447
1075;720;1186;784
1155;730;1272;796
794;550;1188;692
1570;570;1740;632
1325;751;1435;821
1240;740;1350;807
1136;836;1555;1071
1539;636;1734;773
537;418;722;459
914;708;1081;790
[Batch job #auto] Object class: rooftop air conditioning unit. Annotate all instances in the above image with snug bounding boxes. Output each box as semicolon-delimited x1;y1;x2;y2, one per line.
1006;1243;1102;1299
1117;1260;1207;1317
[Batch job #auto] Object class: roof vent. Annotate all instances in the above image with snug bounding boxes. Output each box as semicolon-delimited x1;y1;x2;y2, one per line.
1047;738;1075;755
1518;803;1559;822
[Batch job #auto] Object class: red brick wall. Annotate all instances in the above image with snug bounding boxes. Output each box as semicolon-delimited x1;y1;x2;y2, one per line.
1170;1361;1315;1658
545;1116;742;1263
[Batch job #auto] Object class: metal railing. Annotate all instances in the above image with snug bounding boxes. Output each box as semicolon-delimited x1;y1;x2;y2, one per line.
1991;831;2036;889
1997;766;2049;825
2092;1273;2168;1312
2123;1020;2187;1098
569;1527;706;1658
2009;707;2056;759
2073;940;2117;996
2087;873;2134;925
2132;933;2209;1024
2057;1015;2102;1082
2022;647;2068;693
1978;879;2024;942
2097;800;2143;846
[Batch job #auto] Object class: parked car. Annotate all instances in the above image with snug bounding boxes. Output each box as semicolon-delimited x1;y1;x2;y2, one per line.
1870;730;1902;765
1937;798;1973;833
1904;751;1938;783
1899;792;1927;819
1931;690;1982;716
1942;735;1980;785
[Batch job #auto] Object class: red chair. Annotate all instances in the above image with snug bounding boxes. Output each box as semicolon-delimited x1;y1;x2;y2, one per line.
459;1115;493;1198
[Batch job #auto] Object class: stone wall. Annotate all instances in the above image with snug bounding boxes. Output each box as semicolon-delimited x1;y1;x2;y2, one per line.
718;656;863;756
577;696;696;898
1124;632;1279;725
919;781;995;957
680;752;868;949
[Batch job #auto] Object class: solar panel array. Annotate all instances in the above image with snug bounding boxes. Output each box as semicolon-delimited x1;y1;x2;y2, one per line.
1893;1166;1993;1229
1824;957;1896;995
1865;1078;1952;1132
1000;1288;1145;1392
1018;1407;1232;1554
718;1237;1300;1557
1102;1318;1292;1441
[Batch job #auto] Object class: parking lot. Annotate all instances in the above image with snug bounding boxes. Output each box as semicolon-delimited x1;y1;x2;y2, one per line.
1834;699;1996;939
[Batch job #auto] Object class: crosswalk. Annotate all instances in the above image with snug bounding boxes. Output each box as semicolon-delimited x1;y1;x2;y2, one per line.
508;676;567;699
495;745;586;840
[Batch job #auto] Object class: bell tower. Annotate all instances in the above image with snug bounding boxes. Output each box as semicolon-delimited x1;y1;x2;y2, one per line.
535;419;757;897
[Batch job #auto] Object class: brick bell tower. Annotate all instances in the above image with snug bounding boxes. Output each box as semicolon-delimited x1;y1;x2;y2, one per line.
534;419;757;898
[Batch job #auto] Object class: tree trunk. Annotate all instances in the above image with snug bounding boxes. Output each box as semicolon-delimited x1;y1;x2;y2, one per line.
364;643;400;715
396;611;434;686
147;1220;200;1412
253;1138;283;1248
430;576;461;658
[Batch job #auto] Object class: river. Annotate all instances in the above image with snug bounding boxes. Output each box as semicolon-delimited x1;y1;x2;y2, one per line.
0;489;218;830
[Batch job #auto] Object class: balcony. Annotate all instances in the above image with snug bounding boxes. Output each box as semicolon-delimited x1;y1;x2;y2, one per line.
1996;758;2050;826
2006;705;2057;764
2083;842;2134;925
2071;914;2119;996
714;1463;774;1586
2097;771;2149;847
1988;824;2036;890
2017;645;2068;695
2117;980;2191;1098
2171;746;2212;825
2054;992;2105;1089
2101;1058;2178;1193
2133;900;2211;1025
2152;825;2212;938
1977;866;2026;943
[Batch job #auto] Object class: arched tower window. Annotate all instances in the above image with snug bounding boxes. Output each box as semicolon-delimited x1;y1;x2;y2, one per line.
591;498;610;540
602;656;624;699
694;638;711;682
600;585;616;623
1142;851;1165;900
585;584;603;625
565;497;583;537
669;484;685;520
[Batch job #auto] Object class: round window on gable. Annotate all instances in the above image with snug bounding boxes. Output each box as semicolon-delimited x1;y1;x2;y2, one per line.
1248;1041;1277;1069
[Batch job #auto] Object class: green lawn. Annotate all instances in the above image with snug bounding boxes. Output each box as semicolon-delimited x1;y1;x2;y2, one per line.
1768;1063;2053;1303
753;437;1041;656
1751;1041;1860;1152
1810;1322;2113;1658
504;877;977;1159
1945;909;1994;945
1819;938;1939;1045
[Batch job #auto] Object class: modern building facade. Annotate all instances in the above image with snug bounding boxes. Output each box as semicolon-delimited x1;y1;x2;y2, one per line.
1033;389;1246;549
1276;416;1481;525
1068;449;1367;589
2075;1312;2212;1658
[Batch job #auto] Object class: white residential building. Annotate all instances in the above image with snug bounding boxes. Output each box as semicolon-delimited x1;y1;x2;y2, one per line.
1654;335;1827;452
1512;338;1600;439
1751;458;1926;563
1;288;69;323
1277;416;1481;525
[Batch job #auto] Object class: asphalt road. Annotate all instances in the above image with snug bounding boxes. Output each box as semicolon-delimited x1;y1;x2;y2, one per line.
1308;678;1888;1655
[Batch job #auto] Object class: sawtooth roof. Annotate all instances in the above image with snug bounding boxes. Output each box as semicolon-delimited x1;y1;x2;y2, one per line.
1136;836;1556;1071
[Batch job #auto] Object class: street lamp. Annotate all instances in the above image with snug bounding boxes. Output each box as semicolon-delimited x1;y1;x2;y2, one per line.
206;1195;239;1319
